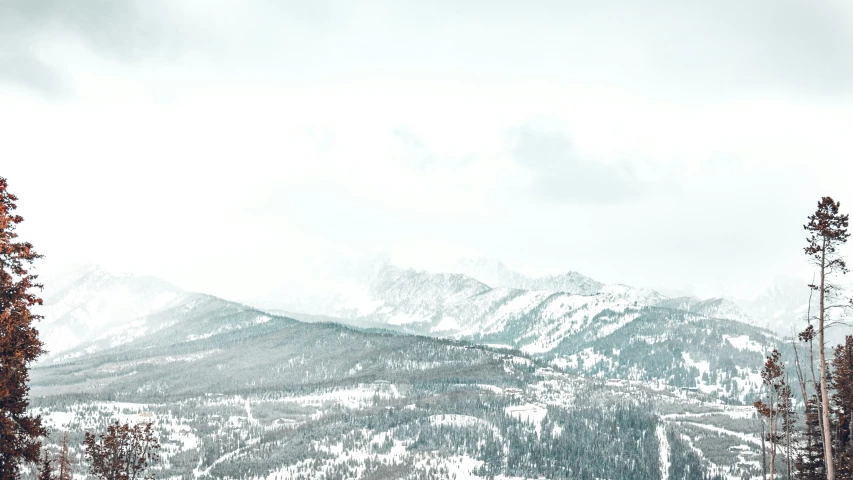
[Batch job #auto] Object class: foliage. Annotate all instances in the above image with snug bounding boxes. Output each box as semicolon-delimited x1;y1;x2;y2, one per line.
0;176;46;477
83;421;161;480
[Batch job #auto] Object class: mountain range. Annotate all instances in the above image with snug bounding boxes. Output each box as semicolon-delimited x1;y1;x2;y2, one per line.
25;259;814;479
254;257;785;402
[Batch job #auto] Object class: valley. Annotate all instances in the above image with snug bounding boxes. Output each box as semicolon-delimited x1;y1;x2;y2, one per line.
23;261;798;479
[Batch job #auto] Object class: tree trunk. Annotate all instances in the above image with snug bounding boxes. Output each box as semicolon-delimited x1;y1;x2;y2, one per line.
769;387;776;480
820;237;836;480
762;418;768;480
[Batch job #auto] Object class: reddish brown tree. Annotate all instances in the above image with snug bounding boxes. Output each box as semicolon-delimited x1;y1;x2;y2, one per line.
37;451;53;480
84;421;160;480
0;176;47;477
805;196;850;480
755;349;785;480
831;336;853;479
57;432;73;480
778;376;796;480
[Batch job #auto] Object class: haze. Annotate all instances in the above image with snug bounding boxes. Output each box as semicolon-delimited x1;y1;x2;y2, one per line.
2;0;852;305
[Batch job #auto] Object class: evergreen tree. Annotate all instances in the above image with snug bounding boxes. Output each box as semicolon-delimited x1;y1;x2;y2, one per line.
804;196;850;480
57;432;73;480
37;451;54;480
84;421;161;480
832;336;853;479
778;376;796;479
0;176;47;477
755;349;785;480
797;396;826;480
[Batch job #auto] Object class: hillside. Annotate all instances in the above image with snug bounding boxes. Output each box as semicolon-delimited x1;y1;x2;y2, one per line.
30;293;762;479
35;264;190;354
261;260;778;402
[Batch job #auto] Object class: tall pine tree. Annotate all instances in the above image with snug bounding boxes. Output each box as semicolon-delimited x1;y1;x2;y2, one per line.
804;196;850;480
0;176;47;477
755;349;785;480
57;431;73;480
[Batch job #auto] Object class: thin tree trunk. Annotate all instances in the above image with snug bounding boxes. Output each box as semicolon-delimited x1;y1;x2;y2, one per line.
762;417;768;480
786;378;792;480
794;339;814;480
770;386;776;480
804;275;827;450
819;237;836;480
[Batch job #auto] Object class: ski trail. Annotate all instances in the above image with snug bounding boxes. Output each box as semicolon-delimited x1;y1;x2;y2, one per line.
194;438;259;478
245;397;255;424
677;421;760;446
656;424;670;480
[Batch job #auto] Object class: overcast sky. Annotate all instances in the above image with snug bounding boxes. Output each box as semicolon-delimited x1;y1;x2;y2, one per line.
2;0;852;302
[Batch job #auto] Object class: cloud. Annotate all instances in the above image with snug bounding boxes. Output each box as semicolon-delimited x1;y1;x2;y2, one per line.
0;0;192;94
509;125;647;204
391;126;434;170
0;53;65;96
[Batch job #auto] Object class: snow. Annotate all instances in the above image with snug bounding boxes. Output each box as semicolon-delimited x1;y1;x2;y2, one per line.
723;335;765;353
681;352;710;377
387;311;430;325
431;315;461;332
41;411;75;429
656;424;670;480
504;403;548;436
555;347;613;371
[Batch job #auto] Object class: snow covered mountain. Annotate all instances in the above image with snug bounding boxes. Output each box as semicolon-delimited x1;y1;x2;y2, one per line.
733;275;815;334
30;293;760;479
35;264;192;355
453;257;605;295
257;258;779;402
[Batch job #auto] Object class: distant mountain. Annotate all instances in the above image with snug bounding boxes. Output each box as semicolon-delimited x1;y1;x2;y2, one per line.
733;275;814;333
36;265;191;355
30;293;752;479
655;296;753;324
256;258;777;403
453;257;605;295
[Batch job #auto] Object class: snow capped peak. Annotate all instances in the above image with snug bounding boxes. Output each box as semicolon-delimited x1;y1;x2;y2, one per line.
452;257;604;295
36;264;190;355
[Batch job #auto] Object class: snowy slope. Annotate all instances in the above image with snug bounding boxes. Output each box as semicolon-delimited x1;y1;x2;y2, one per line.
257;258;778;402
266;260;670;356
29;294;753;480
35;265;192;355
453;257;605;295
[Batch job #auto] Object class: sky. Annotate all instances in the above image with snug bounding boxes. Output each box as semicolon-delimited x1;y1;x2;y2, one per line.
2;0;852;302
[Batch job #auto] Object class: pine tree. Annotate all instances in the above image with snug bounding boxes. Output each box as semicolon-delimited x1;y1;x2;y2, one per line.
797;395;826;480
57;432;73;480
37;451;53;480
84;421;161;480
0;176;47;477
831;336;853;479
804;196;850;480
778;376;796;479
755;349;785;480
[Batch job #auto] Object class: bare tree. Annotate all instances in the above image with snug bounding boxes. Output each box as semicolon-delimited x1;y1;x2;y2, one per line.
804;196;850;480
84;421;160;480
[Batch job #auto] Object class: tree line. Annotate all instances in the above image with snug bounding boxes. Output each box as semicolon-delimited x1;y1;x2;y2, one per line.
754;196;853;480
0;177;161;480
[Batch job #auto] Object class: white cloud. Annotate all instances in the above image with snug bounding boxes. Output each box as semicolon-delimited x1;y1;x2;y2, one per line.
2;1;852;301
